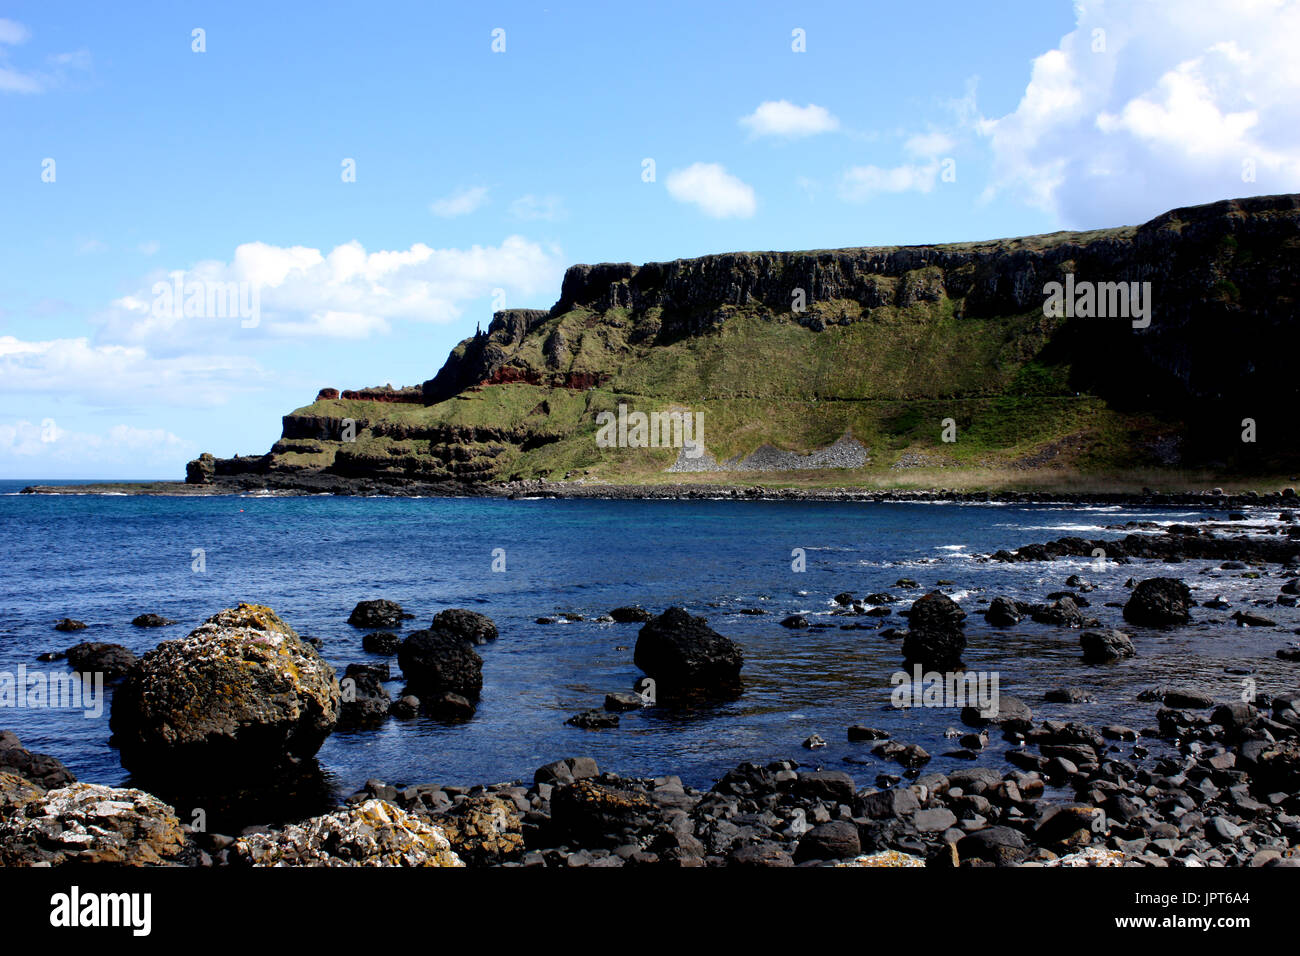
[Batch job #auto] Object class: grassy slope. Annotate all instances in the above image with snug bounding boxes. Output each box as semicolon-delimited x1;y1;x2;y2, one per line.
265;280;1259;491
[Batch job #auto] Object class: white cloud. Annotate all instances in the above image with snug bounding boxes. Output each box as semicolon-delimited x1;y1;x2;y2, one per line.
978;0;1300;225
665;163;757;218
430;186;489;218
0;335;266;407
95;235;564;348
904;131;955;158
839;162;942;201
0;19;90;94
0;419;196;471
740;100;840;139
509;194;565;221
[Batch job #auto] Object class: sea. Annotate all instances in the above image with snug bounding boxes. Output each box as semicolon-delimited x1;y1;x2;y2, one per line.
2;478;1295;819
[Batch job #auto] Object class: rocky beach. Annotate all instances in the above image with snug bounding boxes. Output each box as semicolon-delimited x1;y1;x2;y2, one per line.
3;504;1298;868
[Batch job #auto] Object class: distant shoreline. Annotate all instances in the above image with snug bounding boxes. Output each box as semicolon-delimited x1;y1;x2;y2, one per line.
16;475;1298;509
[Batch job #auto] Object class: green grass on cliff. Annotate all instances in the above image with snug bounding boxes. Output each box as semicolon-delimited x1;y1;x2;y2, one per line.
274;289;1188;485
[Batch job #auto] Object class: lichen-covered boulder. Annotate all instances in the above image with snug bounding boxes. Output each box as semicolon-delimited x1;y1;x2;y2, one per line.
109;603;341;774
0;771;44;818
231;799;463;866
436;795;523;865
0;783;187;866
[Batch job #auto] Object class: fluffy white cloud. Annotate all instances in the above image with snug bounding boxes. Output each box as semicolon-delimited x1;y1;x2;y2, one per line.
96;235;564;349
0;335;265;406
740;100;840;139
665;163;757;218
839;162;942;201
509;194;565;221
430;186;489;218
978;0;1300;225
0;419;195;470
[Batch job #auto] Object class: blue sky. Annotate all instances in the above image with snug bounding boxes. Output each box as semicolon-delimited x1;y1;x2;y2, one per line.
3;0;1298;477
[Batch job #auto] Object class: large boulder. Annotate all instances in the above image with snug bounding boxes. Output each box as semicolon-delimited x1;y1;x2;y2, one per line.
984;597;1022;627
109;603;341;774
65;641;137;679
902;592;967;670
0;783;188;866
429;608;498;645
348;599;410;629
397;628;484;699
232;799;463;867
633;608;743;695
1081;629;1136;663
1123;578;1193;626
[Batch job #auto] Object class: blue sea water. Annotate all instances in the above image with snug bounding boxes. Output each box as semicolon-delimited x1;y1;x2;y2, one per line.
2;479;1295;816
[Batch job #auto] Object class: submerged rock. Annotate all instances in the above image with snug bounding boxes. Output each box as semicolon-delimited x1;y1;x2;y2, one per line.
0;783;187;866
132;613;176;628
53;618;86;632
361;631;401;655
232;799;463;867
609;606;652;623
109;603;341;774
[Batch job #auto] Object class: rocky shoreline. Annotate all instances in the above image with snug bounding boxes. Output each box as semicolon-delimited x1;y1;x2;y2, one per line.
3;507;1300;868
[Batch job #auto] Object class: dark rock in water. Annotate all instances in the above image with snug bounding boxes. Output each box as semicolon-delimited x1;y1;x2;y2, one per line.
362;631;401;655
430;608;498;645
53;618;85;632
35;651;65;662
634;607;743;695
872;741;930;768
604;692;646;712
1162;688;1214;709
338;666;391;729
863;592;896;605
1080;629;1136;663
1231;610;1276;627
1045;686;1092;704
132;613;176;628
1123;578;1193;626
347;599;410;629
609;606;652;623
0;732;76;789
895;578;920;589
984;596;1022;626
961;696;1031;731
1032;596;1084;627
802;734;827;749
65;642;137;679
425;692;475;722
397;628;484;699
109;604;341;775
780;614;809;629
794;820;860;862
536;617;556;625
0;783;188;866
848;725;890;741
1278;647;1300;662
833;591;856;606
566;709;619;729
389;695;420;719
901;591;967;669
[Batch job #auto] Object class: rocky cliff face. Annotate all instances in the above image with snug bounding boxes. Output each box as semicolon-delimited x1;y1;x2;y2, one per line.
190;194;1300;489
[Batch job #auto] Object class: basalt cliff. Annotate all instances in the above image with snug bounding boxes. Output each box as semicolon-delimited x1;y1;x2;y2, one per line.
186;193;1300;494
